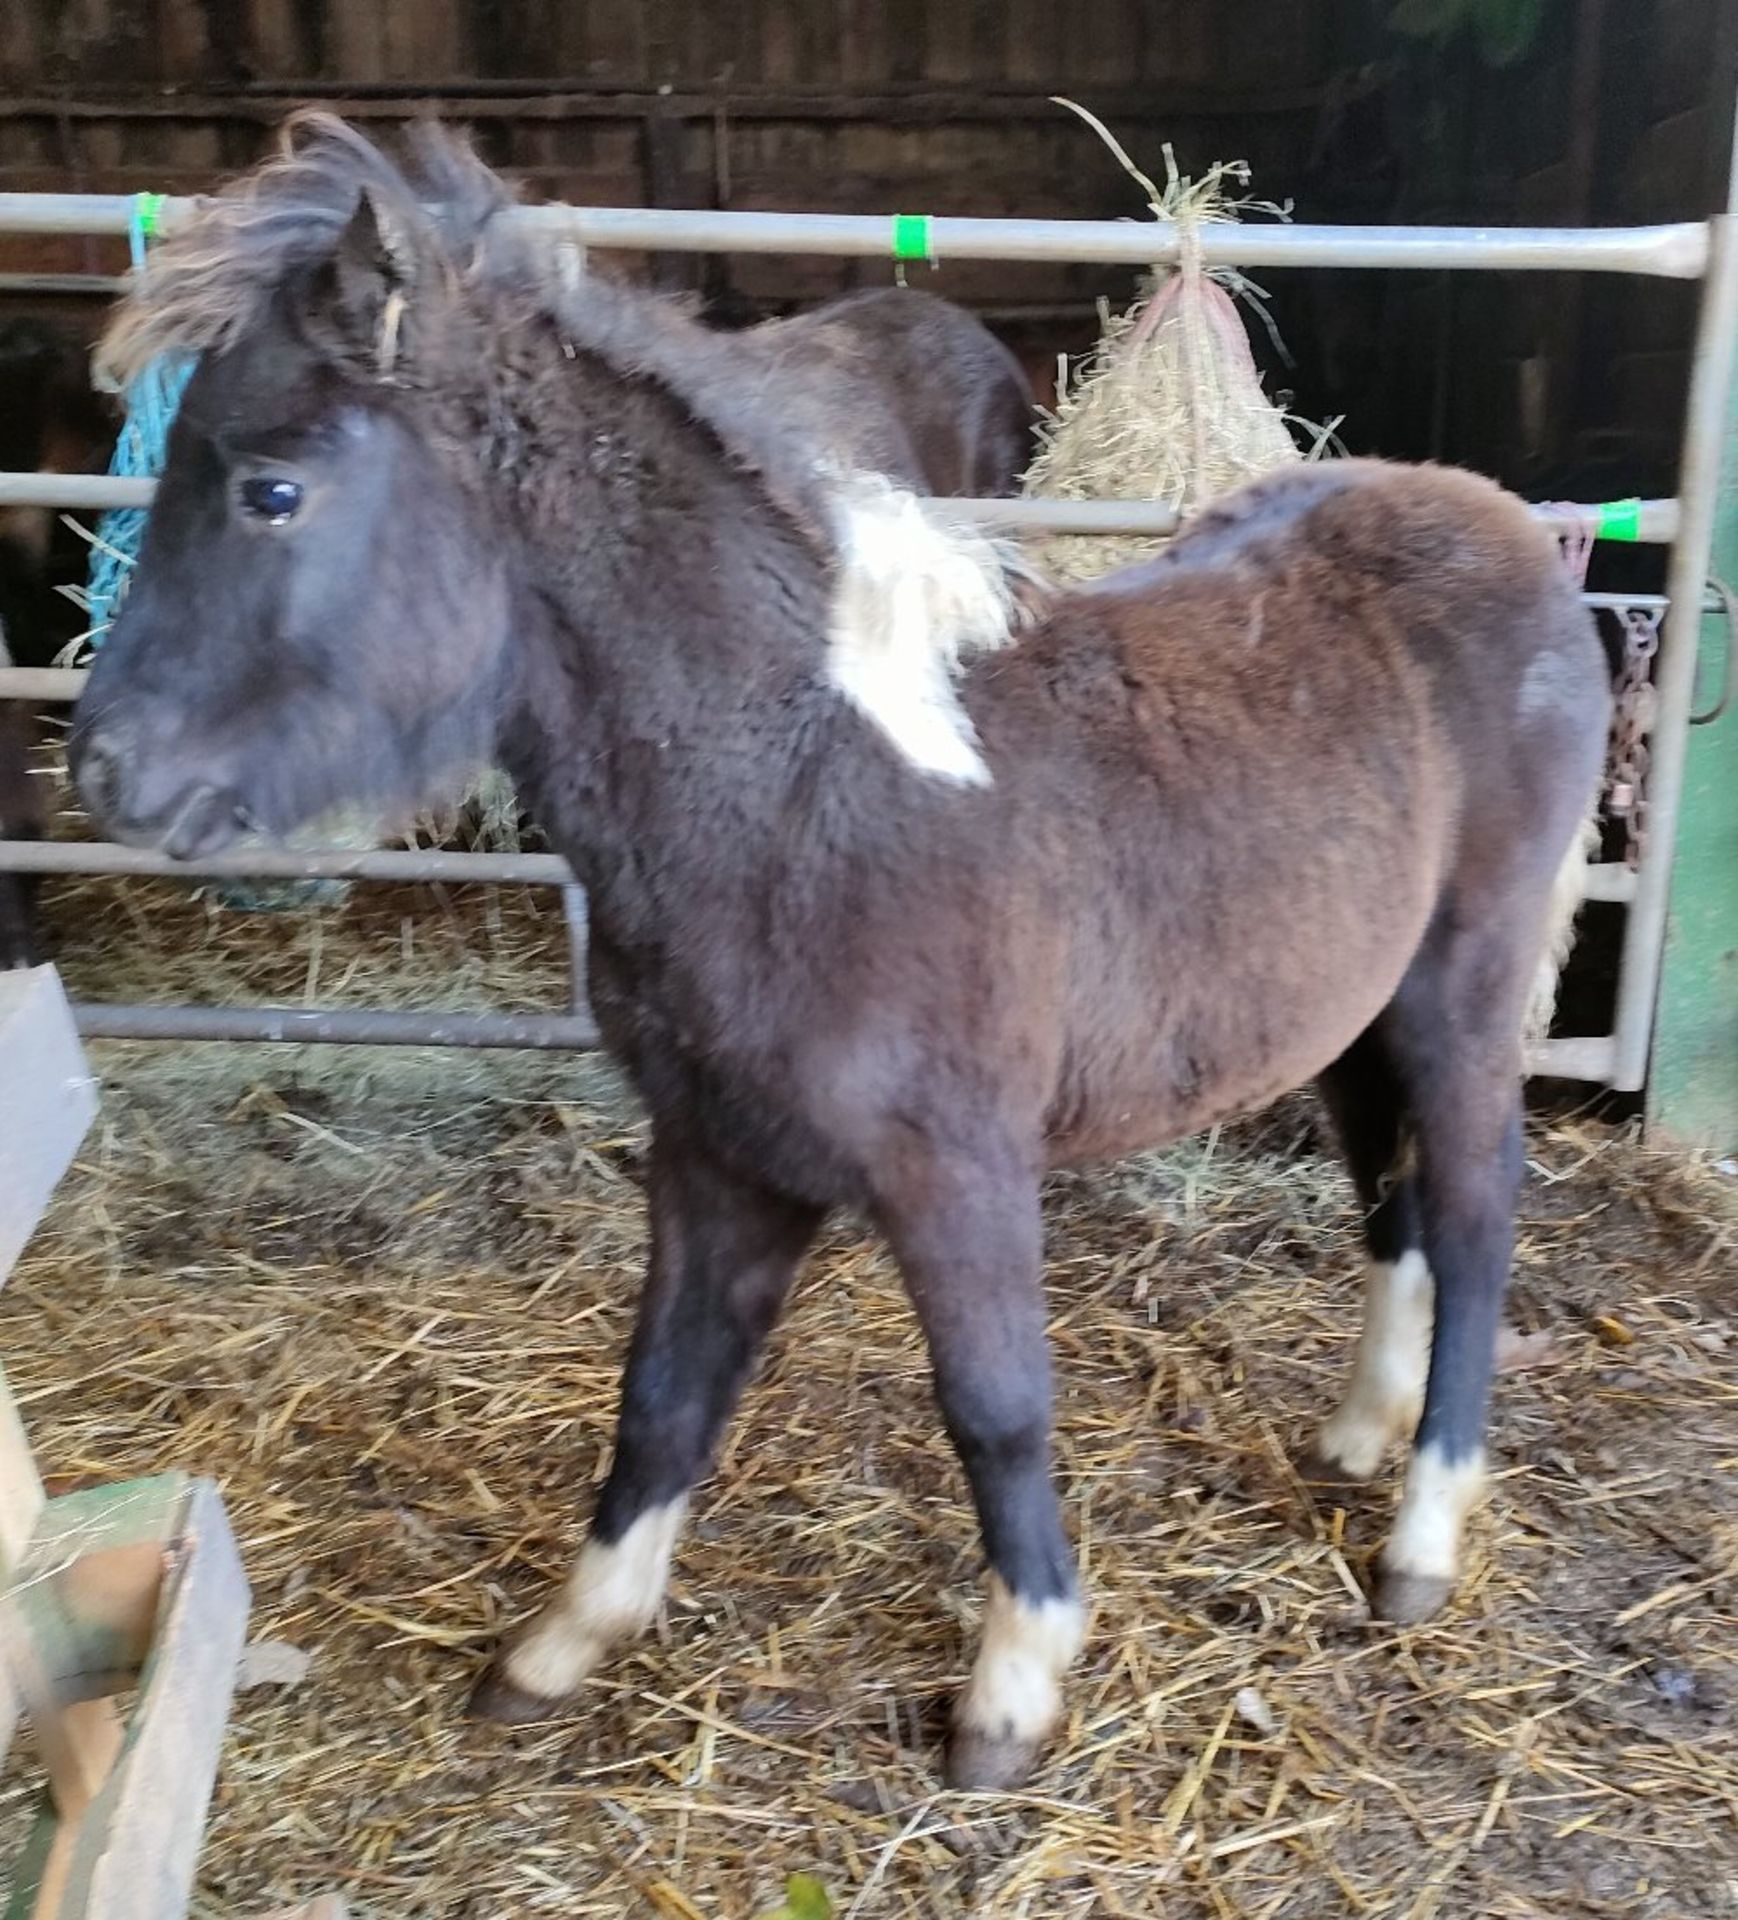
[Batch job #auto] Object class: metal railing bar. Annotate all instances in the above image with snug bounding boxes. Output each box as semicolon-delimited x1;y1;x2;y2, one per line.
0;840;573;884
0;472;1685;544
71;1002;600;1048
0;193;1710;277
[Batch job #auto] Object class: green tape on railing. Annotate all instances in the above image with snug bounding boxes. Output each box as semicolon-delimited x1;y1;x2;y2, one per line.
891;213;934;262
134;192;167;241
1597;498;1643;541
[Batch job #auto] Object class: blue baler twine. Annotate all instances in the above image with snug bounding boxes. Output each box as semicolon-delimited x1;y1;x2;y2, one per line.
86;194;195;643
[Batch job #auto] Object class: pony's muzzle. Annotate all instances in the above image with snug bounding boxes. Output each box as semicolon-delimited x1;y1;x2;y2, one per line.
72;726;243;860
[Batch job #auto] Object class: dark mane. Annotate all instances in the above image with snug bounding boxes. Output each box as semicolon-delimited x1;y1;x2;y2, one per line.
535;269;844;553
101;113;843;553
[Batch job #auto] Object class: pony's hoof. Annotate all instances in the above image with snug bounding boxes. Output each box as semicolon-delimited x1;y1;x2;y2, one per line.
945;1728;1041;1793
1297;1446;1375;1489
468;1663;571;1725
1371;1569;1454;1625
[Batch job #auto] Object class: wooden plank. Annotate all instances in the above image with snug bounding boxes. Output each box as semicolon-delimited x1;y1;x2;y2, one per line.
923;0;977;82
0;1009;109;1815
323;4;386;88
243;0;320;83
6;1475;190;1701
1001;0;1062;84
0;1663;21;1774
5;1817;58;1920
0;1236;125;1804
0;81;1338;122
0;969;97;1285
576;0;647;84
29;1698;125;1823
3;1474;181;1863
0;1368;46;1568
0;1371;42;1765
56;1480;249;1919
6;1477;250;1920
0;0;51;95
24;1695;126;1917
1067;0;1145;86
4;1475;181;1915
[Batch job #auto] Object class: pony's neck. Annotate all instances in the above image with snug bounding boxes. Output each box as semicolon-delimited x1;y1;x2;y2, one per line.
492;356;838;937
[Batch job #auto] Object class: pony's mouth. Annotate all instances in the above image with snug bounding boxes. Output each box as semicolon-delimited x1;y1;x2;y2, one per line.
158;783;252;860
98;780;251;861
73;727;259;859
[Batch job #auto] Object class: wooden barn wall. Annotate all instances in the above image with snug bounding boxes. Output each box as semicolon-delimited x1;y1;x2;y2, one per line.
1291;0;1738;501
1;0;1735;484
0;0;1341;384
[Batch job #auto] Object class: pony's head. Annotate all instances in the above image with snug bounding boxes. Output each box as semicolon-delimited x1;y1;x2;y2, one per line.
72;116;523;855
71;115;1026;857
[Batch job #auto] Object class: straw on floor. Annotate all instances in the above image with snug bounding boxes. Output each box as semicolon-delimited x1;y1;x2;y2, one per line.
0;865;1732;1919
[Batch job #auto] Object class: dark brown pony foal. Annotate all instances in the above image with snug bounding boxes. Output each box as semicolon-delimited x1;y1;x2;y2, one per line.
71;120;1610;1791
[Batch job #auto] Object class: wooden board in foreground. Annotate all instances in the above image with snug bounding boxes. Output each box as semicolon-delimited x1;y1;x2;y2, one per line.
0;968;97;1286
3;1474;250;1920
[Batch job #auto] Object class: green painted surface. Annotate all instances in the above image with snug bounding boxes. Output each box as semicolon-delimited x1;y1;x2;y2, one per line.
1649;383;1738;1148
3;1796;57;1920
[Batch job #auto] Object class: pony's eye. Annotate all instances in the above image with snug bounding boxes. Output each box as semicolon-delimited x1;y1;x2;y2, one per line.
238;477;304;524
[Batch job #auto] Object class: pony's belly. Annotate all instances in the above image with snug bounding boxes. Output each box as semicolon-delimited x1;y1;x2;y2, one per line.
1041;1059;1309;1169
1043;947;1413;1169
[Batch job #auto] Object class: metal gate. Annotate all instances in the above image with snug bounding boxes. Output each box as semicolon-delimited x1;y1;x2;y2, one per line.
1;148;1734;1092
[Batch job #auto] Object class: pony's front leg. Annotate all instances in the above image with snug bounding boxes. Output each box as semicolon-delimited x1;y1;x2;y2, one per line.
471;1133;821;1721
879;1146;1084;1792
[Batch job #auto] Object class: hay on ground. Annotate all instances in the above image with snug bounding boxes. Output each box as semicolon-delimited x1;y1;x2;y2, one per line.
0;865;1733;1918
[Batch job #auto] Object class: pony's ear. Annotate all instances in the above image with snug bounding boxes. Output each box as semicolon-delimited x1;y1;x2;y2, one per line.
326;186;438;374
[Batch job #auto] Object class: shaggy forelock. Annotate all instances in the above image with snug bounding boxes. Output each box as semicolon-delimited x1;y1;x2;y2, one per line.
97;112;513;387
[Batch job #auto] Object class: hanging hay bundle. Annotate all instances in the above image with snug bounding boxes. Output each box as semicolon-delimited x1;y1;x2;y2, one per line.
1023;108;1336;583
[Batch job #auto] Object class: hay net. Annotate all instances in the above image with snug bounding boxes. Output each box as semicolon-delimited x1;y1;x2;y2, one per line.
1022;106;1337;583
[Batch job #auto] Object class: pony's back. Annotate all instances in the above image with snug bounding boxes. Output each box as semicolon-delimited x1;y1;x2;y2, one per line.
740;287;1033;497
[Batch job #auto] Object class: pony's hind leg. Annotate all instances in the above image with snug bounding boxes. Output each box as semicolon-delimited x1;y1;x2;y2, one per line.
1369;924;1531;1625
471;1134;821;1721
1306;1027;1431;1483
877;1141;1084;1792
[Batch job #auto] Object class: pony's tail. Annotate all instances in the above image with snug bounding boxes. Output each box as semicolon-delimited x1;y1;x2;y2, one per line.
1522;805;1602;1047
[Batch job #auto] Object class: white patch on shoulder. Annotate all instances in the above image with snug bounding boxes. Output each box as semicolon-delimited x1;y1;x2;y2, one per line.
955;1575;1087;1743
1313;1250;1434;1480
502;1496;688;1700
1383;1443;1486;1583
826;476;1017;787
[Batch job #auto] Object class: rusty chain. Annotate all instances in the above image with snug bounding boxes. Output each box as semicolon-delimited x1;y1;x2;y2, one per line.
1549;510;1659;871
1605;606;1662;869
